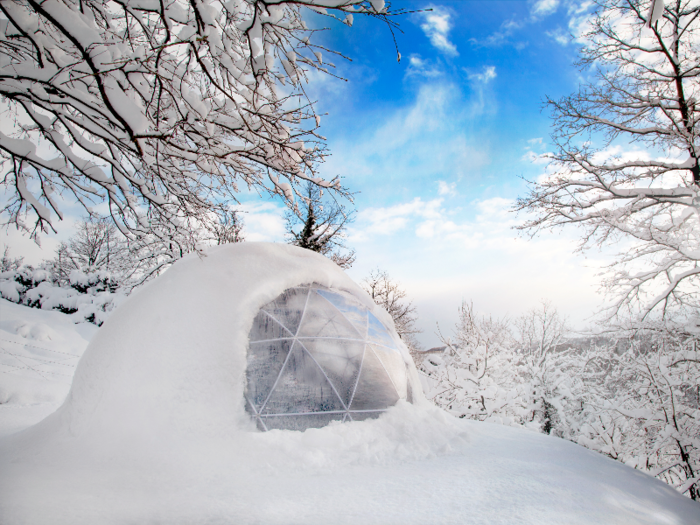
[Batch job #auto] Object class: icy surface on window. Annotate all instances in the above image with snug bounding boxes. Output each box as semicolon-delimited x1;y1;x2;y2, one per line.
245;284;408;431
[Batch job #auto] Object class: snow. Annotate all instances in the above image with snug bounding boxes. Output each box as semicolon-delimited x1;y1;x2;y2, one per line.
1;243;698;524
0;299;96;438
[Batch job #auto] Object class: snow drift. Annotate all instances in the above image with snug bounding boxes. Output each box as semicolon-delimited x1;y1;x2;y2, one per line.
0;243;698;524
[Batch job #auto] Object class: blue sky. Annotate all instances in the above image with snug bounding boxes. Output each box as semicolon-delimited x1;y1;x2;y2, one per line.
304;0;612;347
4;0;614;348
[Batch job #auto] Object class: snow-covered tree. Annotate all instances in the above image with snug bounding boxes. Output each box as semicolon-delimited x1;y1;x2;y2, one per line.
1;245;23;271
362;268;421;353
420;299;699;499
423;301;583;434
580;326;699;500
0;0;393;245
423;301;516;421
286;180;355;268
208;208;245;245
513;302;582;437
516;0;700;320
46;216;130;284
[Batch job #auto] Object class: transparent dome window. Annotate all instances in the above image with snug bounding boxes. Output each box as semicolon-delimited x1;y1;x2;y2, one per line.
245;284;409;431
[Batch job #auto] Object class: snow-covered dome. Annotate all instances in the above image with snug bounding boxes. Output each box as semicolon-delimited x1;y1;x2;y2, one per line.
28;242;422;442
246;283;410;431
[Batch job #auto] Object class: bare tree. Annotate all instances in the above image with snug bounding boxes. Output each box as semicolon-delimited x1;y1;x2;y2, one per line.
516;0;700;320
515;300;568;356
46;216;133;285
209;209;245;245
0;245;23;272
0;0;397;246
286;181;355;268
362;269;421;353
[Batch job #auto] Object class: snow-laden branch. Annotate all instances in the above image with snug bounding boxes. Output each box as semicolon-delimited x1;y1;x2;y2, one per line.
516;0;700;320
0;0;391;244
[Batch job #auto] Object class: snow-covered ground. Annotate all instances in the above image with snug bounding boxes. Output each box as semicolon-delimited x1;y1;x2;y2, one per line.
0;299;96;438
1;244;698;524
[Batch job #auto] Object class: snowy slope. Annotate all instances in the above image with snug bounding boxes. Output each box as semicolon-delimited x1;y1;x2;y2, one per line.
0;244;698;524
0;299;96;438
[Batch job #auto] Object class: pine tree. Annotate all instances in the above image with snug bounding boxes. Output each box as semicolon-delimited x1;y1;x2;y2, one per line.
286;182;355;268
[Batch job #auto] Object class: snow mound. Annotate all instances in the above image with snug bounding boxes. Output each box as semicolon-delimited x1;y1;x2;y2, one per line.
39;242;424;443
0;299;96;437
0;244;698;524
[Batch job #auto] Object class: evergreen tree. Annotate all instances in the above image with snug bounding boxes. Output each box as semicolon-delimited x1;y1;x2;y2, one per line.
286;182;355;269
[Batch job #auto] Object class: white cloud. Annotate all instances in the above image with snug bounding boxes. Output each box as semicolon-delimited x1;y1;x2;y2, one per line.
438;181;457;196
236;201;286;242
344;195;612;347
522;138;550;164
532;0;560;17
522;150;550;165
468;66;497;84
405;54;443;78
465;66;498;116
352;196;520;246
352;198;444;239
419;6;458;56
319;82;492;190
473;18;525;48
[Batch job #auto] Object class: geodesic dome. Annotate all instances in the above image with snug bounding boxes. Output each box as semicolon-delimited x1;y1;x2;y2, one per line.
245;283;410;431
26;243;423;444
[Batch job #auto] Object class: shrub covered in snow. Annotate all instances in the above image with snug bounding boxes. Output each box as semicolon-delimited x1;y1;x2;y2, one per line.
0;265;125;326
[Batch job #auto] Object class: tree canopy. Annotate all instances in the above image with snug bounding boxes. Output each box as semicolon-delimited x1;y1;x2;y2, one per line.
517;0;700;321
0;0;394;249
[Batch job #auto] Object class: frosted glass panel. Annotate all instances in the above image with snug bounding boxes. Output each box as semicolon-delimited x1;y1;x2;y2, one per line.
261;286;310;336
244;284;409;431
296;292;360;339
261;413;344;431
247;338;293;409
302;338;364;407
369;344;408;399
262;343;344;415
315;289;369;339
350;346;400;410
347;411;387;422
367;312;396;349
249;311;293;342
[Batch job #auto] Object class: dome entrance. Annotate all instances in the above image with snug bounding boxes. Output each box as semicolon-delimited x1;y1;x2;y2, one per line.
245;284;408;431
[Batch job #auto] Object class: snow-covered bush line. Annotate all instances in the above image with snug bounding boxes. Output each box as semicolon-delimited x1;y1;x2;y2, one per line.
418;303;700;500
0;266;126;326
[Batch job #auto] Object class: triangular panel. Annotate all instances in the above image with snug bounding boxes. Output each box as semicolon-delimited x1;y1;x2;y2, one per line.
249;310;294;342
315;289;369;339
261;343;344;415
367;312;397;349
261;287;310;336
347;410;385;422
301;339;364;408
246;338;293;410
296;292;360;340
368;344;407;399
349;345;400;411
